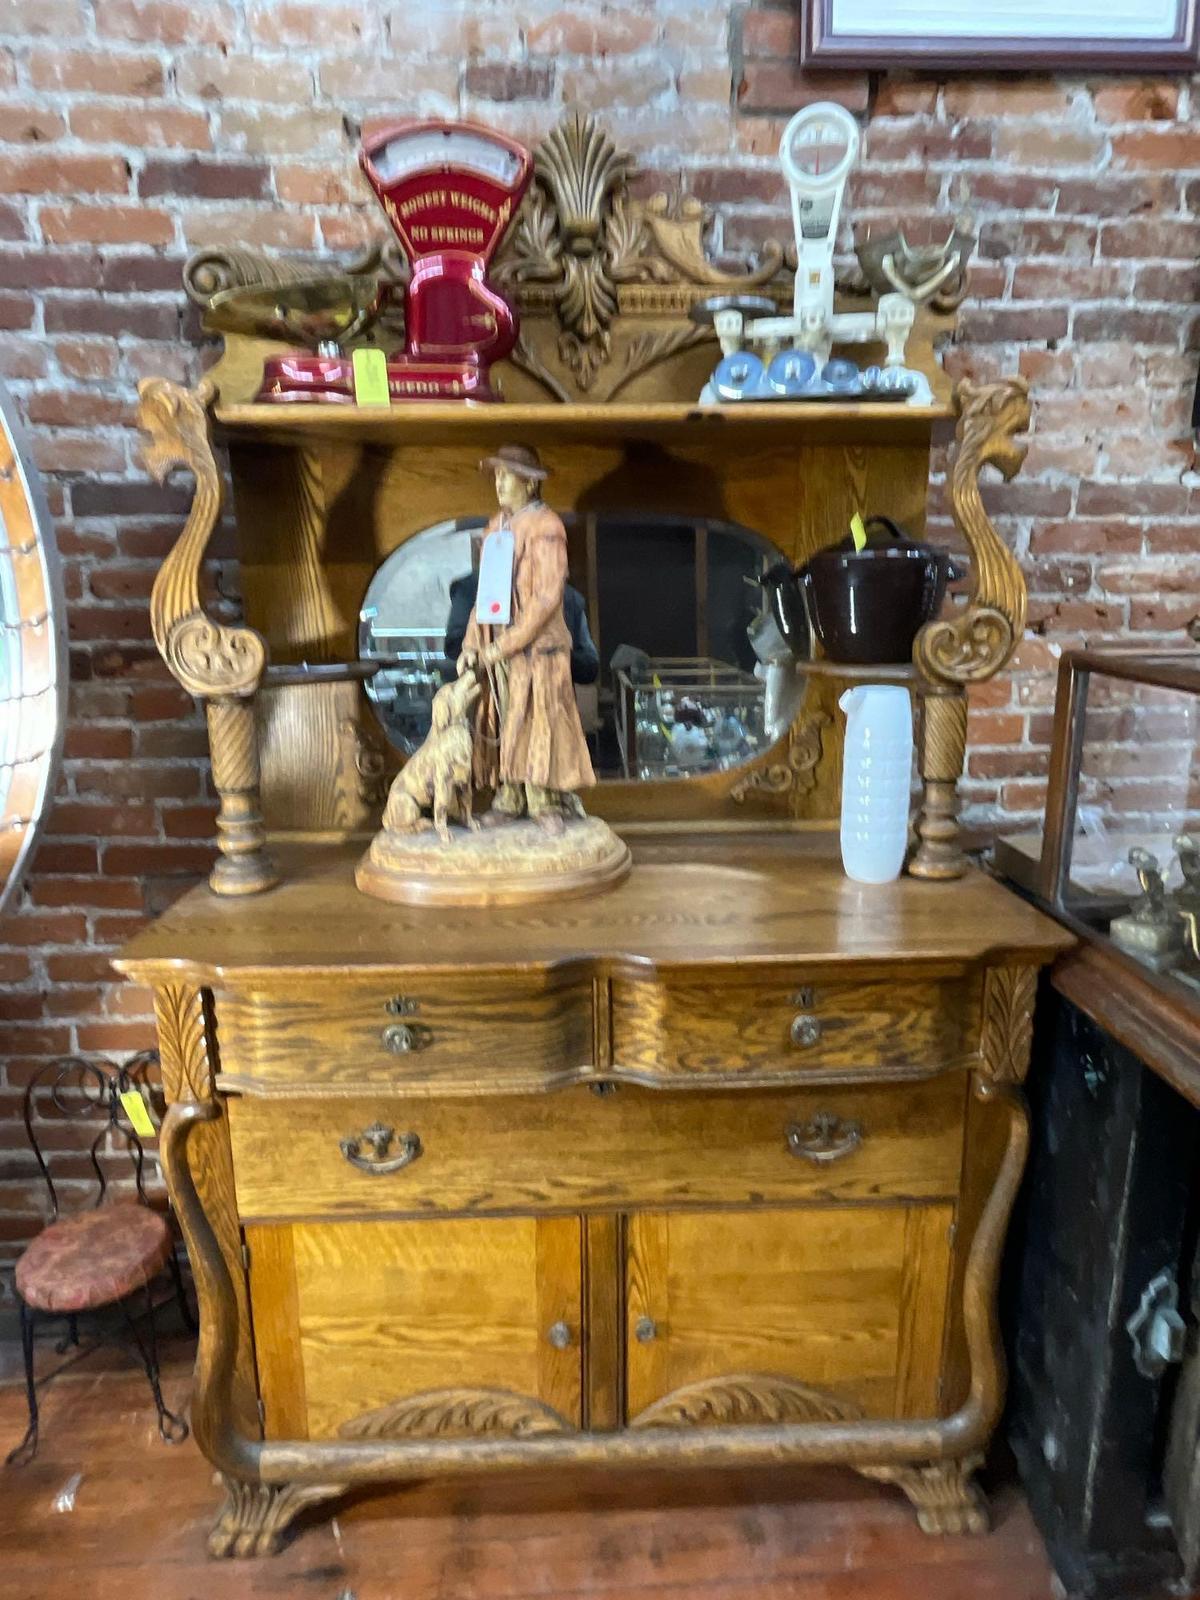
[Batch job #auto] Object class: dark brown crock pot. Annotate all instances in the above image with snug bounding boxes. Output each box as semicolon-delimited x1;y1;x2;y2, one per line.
779;516;965;666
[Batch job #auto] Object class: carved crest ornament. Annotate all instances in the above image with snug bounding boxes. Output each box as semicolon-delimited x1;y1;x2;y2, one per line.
492;111;784;394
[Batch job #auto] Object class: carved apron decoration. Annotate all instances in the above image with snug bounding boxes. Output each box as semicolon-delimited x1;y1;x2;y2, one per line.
464;501;595;796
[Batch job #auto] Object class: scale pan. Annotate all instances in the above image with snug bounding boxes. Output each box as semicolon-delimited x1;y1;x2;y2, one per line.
688;293;777;327
204;275;389;349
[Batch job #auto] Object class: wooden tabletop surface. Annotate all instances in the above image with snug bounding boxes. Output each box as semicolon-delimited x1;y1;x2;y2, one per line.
115;832;1074;984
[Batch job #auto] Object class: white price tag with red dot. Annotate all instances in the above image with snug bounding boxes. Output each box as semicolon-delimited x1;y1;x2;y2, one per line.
475;525;514;627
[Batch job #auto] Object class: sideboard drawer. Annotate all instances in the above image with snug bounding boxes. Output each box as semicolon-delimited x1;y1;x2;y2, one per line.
227;1075;967;1222
215;970;594;1095
610;970;980;1084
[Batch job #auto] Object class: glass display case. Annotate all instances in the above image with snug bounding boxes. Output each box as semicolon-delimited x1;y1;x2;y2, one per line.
613;656;785;780
997;649;1200;997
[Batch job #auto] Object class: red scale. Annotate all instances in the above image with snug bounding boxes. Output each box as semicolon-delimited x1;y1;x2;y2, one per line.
258;121;532;405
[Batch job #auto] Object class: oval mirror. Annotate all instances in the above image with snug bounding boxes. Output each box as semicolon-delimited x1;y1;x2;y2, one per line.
0;380;66;915
359;513;804;781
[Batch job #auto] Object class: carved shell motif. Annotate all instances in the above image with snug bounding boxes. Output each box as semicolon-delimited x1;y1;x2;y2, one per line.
338;1386;574;1441
630;1373;863;1430
497;112;677;391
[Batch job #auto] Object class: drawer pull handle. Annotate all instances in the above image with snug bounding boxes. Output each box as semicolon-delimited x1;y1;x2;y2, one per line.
547;1320;572;1350
381;1021;431;1054
634;1316;658;1344
339;1122;422;1176
786;1112;862;1165
790;1013;822;1049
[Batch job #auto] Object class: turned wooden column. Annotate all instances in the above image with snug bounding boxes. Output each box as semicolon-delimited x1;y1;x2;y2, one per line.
909;377;1031;880
205;696;273;896
138;378;277;896
912;689;970;880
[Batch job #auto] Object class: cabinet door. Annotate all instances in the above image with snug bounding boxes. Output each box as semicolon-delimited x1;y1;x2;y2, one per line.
625;1204;953;1426
246;1214;582;1440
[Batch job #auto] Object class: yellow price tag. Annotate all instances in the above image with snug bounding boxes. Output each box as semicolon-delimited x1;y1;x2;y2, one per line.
352;347;391;408
119;1088;156;1139
850;512;868;552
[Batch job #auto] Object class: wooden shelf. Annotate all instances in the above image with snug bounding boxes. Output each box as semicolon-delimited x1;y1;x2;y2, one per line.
794;659;917;682
212;398;954;449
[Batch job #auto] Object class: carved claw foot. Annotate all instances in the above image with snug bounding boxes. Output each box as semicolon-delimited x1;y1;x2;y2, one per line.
207;1476;347;1558
856;1455;989;1535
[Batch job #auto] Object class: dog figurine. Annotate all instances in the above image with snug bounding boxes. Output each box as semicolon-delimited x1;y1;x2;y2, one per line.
381;672;482;845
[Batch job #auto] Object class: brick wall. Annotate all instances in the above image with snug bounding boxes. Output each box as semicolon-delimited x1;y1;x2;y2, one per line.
1;0;1198;1262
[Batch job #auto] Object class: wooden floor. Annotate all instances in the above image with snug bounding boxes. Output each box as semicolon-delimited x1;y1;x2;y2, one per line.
0;1333;1061;1600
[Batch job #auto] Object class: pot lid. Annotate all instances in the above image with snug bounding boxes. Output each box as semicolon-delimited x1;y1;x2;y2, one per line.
810;515;959;564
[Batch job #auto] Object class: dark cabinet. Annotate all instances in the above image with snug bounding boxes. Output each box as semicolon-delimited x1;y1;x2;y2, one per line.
1005;985;1200;1599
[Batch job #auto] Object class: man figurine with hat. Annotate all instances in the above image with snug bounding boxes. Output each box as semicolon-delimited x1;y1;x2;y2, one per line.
458;444;595;832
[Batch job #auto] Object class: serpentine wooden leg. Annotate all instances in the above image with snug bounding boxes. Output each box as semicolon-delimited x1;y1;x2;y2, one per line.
909;689;968;880
208;1476;347;1558
206;695;277;896
856;1455;988;1534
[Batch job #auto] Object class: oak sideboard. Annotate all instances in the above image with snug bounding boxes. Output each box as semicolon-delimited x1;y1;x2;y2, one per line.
117;834;1070;1554
118;110;1071;1555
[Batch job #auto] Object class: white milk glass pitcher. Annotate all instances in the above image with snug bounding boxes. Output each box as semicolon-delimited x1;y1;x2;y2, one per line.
838;685;913;884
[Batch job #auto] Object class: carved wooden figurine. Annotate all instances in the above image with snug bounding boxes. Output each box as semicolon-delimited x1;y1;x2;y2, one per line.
356;446;629;907
460;445;594;830
379;674;482;845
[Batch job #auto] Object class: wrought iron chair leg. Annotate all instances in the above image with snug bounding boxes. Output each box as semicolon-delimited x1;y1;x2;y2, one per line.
53;1314;80;1355
120;1286;189;1445
6;1299;40;1466
167;1249;197;1333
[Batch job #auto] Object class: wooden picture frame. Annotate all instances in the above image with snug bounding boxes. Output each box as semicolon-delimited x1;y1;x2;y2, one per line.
802;0;1200;70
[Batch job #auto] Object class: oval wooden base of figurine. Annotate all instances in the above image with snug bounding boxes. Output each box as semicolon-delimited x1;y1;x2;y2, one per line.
355;815;633;907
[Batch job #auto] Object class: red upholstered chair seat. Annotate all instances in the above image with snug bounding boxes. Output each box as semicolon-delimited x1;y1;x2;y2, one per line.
15;1203;173;1314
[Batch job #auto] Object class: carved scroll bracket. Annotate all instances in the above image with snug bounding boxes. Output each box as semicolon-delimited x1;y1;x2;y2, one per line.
139;378;276;895
139;378;266;702
730;711;830;810
914;376;1030;690
908;375;1030;881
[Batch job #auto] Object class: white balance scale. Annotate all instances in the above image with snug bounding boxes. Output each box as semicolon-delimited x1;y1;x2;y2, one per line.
695;102;932;406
